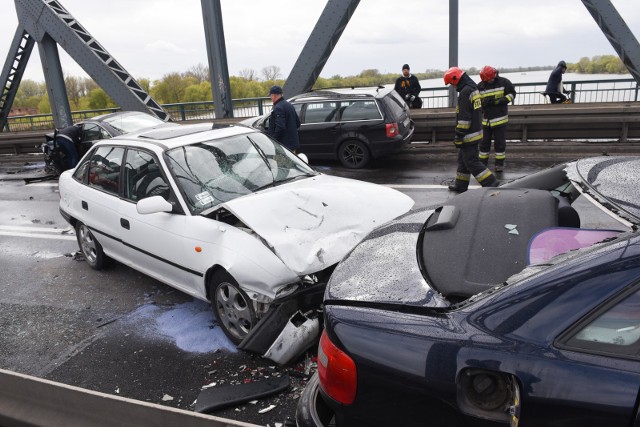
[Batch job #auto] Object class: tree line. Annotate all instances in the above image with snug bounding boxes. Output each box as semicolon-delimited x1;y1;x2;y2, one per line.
10;55;629;113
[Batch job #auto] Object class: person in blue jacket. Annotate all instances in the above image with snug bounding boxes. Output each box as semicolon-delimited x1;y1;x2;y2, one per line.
266;85;301;153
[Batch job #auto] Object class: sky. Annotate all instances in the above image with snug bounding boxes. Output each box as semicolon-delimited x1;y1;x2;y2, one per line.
1;0;640;83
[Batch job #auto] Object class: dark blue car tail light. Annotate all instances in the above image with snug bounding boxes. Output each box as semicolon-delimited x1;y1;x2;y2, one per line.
318;330;357;405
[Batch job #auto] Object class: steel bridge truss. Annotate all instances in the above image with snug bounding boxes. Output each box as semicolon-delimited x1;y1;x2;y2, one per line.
1;0;168;130
0;28;35;131
2;0;640;132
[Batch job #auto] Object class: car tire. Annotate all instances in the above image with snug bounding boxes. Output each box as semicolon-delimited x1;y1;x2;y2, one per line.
75;221;107;270
338;140;370;169
209;270;257;345
296;372;336;427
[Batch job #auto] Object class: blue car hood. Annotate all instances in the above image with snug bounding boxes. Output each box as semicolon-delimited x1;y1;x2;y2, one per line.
324;208;448;308
566;157;640;227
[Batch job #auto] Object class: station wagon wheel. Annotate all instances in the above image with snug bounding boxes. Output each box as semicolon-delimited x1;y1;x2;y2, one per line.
210;271;257;345
338;140;370;169
75;221;106;270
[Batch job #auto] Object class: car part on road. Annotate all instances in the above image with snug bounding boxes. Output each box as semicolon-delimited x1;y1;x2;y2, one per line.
210;270;257;345
338;140;370;169
195;373;290;414
75;221;107;270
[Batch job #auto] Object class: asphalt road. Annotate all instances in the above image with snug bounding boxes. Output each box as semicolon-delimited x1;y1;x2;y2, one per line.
0;145;634;425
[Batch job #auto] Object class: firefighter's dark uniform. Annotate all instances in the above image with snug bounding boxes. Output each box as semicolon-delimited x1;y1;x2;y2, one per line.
478;76;516;171
451;74;497;191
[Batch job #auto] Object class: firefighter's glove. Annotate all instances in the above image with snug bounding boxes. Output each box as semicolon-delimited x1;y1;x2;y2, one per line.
496;97;509;105
481;97;493;107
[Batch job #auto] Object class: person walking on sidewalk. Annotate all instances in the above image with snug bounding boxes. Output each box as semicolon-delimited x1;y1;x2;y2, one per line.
477;65;516;173
443;67;498;193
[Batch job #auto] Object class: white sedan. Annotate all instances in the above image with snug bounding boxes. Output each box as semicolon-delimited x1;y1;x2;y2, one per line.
58;123;413;352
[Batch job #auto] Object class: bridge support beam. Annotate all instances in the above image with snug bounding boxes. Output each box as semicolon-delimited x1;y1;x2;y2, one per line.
284;0;360;98
448;0;458;108
201;0;233;118
38;33;72;128
582;0;640;84
0;27;35;131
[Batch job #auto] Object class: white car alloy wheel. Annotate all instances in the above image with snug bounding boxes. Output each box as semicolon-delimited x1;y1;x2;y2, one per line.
75;222;106;270
211;271;257;344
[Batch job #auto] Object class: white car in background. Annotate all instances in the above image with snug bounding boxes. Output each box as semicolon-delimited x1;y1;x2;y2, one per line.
58;123;413;362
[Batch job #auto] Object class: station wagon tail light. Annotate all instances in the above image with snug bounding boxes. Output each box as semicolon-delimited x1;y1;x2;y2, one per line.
386;123;399;138
317;330;357;405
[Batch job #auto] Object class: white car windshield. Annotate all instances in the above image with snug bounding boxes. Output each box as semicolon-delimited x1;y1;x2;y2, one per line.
165;132;316;214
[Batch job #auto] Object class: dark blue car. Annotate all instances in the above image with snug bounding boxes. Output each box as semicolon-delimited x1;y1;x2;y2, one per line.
297;157;640;427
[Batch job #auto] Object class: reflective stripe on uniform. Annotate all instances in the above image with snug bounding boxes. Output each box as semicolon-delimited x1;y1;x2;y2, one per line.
479;151;490;159
488;115;509;127
479;87;505;98
455;172;471;182
457;120;471;130
476;168;494;183
495;152;506;160
463;130;483;143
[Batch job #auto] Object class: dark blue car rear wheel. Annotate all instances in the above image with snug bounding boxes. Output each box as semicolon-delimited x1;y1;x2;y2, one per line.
296;373;336;427
338;140;370;169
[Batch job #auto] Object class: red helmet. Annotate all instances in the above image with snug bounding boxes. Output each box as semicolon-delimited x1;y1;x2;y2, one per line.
480;65;497;82
444;67;465;86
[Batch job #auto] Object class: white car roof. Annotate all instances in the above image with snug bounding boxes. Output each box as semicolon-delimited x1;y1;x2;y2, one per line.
98;123;256;153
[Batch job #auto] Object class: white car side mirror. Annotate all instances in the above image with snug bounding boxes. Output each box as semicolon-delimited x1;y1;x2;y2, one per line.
136;196;173;215
297;153;309;164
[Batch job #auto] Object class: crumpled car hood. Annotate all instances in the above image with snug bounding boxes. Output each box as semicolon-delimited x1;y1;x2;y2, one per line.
566;156;640;227
221;174;414;276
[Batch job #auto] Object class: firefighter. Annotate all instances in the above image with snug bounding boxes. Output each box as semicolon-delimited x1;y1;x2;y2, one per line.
443;67;498;192
477;65;516;173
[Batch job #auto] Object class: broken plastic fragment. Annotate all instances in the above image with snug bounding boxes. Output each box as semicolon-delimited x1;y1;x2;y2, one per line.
202;382;217;389
259;404;277;414
162;394;174;401
505;224;519;235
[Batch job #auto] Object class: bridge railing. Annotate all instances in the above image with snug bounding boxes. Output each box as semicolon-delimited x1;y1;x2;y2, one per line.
419;78;639;108
3;78;639;132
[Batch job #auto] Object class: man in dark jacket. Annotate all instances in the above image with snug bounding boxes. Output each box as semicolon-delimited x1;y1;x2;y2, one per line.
394;64;422;109
443;67;498;192
478;65;516;172
545;60;569;103
266;85;301;153
55;123;82;170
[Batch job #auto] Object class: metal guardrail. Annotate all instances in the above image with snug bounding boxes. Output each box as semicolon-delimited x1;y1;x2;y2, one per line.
411;102;640;144
0;368;259;427
2;102;640;156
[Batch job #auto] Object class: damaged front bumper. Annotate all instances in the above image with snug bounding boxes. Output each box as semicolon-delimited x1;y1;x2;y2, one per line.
238;280;326;365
